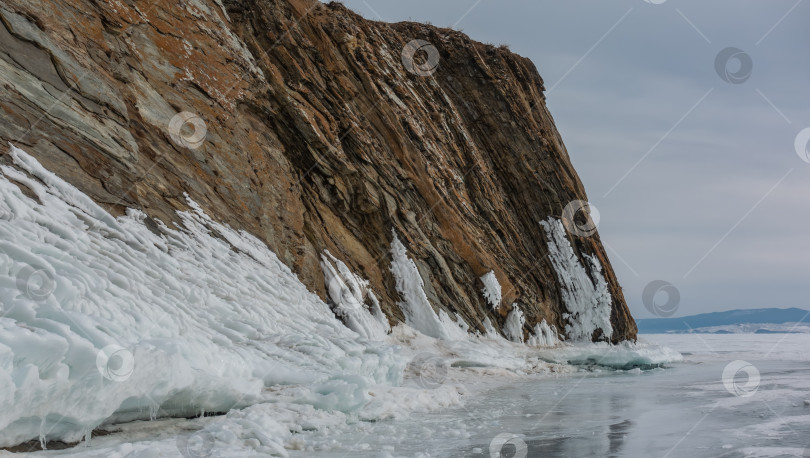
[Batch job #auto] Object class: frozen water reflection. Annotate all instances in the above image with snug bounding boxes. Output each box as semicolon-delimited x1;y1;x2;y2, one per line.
292;334;810;457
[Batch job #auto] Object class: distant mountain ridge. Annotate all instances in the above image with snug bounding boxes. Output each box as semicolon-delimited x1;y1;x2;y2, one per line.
637;308;810;334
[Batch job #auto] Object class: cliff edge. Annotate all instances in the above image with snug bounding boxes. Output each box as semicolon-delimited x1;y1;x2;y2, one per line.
0;0;636;342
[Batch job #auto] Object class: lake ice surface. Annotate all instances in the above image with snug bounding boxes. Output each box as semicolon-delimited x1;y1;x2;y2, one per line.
25;335;809;457
280;334;810;458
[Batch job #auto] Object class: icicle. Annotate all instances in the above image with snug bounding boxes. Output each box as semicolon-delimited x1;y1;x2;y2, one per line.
84;426;92;447
39;417;47;450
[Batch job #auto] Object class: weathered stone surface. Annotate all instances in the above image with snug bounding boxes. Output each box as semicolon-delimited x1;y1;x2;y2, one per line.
0;0;636;342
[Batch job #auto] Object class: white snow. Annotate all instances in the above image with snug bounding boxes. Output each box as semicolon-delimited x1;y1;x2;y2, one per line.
479;270;501;310
503;304;526;343
540;217;613;341
319;250;390;340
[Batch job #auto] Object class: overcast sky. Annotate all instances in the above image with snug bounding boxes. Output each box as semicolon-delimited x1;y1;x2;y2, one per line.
340;0;810;319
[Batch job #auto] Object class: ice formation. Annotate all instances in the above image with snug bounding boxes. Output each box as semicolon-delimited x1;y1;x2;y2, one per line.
0;145;403;447
482;316;498;338
540;217;613;341
503;304;526;343
480;270;502;310
539;339;684;370
527;319;559;347
319;250;390;340
389;233;468;341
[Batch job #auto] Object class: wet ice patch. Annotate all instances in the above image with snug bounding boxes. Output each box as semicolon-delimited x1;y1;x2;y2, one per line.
539;339;683;370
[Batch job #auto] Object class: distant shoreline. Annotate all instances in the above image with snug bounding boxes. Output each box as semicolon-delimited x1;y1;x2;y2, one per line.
636;307;810;334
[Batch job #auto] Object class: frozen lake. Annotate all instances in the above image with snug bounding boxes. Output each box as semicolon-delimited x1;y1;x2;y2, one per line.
24;334;810;457
288;334;810;457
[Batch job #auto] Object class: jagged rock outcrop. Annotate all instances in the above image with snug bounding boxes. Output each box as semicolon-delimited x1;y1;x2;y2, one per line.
0;0;636;342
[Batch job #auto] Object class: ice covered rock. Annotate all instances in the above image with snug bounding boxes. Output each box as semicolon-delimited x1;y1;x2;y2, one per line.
389;234;468;340
527;320;560;347
480;271;502;310
541;218;613;342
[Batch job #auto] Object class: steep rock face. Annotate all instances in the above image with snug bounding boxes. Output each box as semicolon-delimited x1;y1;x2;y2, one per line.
0;0;636;342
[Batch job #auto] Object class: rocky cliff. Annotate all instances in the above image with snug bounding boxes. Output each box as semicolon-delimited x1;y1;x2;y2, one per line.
0;0;636;342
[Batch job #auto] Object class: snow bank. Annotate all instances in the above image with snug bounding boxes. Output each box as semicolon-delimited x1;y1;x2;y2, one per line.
479;270;501;310
540;217;613;341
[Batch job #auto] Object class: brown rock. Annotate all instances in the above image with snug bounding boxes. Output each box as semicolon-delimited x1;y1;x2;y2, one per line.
0;0;636;342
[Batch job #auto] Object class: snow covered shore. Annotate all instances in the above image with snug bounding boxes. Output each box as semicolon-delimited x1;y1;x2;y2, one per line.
0;145;679;456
